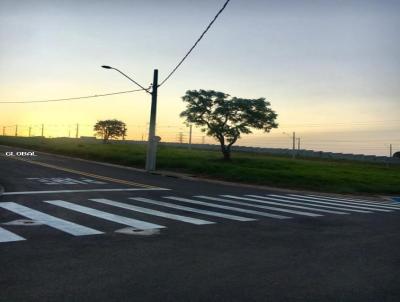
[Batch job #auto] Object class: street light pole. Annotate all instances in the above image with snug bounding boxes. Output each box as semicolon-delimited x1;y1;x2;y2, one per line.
145;69;158;171
188;124;192;150
101;65;157;172
292;132;296;159
75;123;79;139
283;131;297;159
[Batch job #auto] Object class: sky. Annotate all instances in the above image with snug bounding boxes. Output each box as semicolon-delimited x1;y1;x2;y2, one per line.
0;0;399;155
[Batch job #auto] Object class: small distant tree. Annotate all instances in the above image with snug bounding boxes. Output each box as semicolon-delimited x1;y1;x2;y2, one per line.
180;90;278;160
394;151;400;159
94;119;127;143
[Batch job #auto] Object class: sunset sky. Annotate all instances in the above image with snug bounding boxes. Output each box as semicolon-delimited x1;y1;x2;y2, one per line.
0;0;399;155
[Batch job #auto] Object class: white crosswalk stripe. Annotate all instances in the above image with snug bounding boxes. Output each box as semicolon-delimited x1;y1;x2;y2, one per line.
243;195;369;213
0;202;103;236
199;195;348;215
306;194;400;207
221;195;323;217
0;226;26;243
223;195;349;215
301;194;400;210
288;194;393;212
205;195;348;215
44;200;165;230
165;196;294;218
270;195;392;212
90;198;215;225
130;197;257;221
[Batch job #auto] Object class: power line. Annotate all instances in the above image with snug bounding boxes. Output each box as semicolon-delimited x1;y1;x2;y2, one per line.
281;120;400;127
158;0;231;87
0;89;146;104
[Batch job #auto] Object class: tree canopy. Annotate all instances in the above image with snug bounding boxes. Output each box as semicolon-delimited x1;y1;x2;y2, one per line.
180;89;278;160
94;119;127;143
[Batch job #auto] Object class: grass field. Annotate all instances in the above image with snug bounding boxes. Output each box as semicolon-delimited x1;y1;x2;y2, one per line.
1;136;399;195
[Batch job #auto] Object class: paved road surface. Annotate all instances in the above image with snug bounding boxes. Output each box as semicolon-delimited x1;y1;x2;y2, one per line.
1;145;399;302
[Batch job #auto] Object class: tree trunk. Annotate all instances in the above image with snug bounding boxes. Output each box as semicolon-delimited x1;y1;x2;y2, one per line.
222;149;231;161
220;144;231;161
218;136;231;161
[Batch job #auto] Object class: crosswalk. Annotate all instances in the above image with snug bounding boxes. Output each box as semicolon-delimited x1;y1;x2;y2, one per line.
0;193;399;243
44;200;165;230
130;197;256;221
0;202;103;236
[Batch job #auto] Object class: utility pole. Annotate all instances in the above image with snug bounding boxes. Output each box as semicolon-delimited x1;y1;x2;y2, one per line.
29;126;32;137
390;144;393;157
101;65;159;171
188;124;192;149
15;125;18;137
297;137;301;150
41;124;44;137
292;131;296;159
178;132;184;144
75;123;79;139
145;69;158;172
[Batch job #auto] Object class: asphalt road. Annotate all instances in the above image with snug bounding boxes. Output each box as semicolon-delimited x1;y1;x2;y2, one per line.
0;145;399;302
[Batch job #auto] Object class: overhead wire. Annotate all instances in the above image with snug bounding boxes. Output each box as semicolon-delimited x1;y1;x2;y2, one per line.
281;120;400;127
158;0;231;87
0;2;232;102
0;88;146;104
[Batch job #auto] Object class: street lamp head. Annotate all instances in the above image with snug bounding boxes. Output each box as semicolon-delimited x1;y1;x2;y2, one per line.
101;65;112;69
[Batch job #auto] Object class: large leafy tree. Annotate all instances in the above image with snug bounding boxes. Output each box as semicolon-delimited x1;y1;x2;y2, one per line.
180;90;278;160
94;119;127;143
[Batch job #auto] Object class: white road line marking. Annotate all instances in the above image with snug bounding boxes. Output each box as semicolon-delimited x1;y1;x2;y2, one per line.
270;195;392;212
2;188;170;196
243;195;354;214
307;193;400;205
130;197;257;222
164;196;293;219
4;156;159;189
304;194;400;209
27;177;107;185
219;195;323;217
0;202;102;236
0;227;26;243
90;198;215;225
197;195;347;215
44;200;165;230
287;194;396;212
253;195;371;213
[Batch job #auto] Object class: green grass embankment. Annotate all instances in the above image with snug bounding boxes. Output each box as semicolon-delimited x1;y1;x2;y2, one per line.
0;136;399;194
